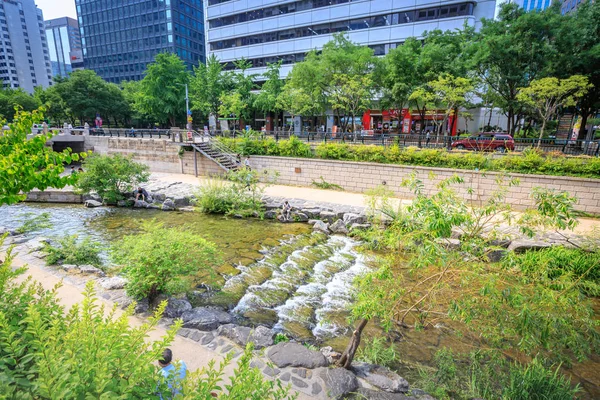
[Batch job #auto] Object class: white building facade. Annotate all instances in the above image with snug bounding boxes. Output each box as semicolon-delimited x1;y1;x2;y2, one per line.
205;0;497;79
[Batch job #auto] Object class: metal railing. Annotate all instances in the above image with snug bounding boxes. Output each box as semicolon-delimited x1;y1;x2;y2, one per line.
88;128;171;138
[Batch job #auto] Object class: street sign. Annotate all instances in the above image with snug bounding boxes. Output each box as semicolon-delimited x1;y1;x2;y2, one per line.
187;116;193;123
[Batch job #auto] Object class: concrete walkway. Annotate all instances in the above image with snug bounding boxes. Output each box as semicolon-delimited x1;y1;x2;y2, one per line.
150;172;600;235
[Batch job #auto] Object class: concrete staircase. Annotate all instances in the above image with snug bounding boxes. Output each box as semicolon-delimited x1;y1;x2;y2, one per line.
191;140;240;172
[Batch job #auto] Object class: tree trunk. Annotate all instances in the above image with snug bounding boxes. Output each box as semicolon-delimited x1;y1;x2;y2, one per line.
336;318;369;369
537;119;546;148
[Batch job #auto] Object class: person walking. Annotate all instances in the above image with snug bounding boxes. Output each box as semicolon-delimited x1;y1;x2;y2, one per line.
426;131;431;147
158;349;187;399
244;157;251;170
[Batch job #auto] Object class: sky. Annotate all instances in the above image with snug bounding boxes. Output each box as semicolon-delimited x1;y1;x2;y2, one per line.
36;0;77;20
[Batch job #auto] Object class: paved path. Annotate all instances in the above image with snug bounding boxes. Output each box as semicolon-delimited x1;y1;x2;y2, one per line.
150;172;600;235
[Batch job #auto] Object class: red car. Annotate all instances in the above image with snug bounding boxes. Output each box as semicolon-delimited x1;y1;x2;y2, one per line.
451;133;515;152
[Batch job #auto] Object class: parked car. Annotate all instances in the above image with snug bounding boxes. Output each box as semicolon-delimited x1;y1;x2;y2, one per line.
451;133;515;152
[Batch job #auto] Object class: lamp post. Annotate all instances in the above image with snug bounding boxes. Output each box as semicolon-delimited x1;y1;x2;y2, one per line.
185;83;192;131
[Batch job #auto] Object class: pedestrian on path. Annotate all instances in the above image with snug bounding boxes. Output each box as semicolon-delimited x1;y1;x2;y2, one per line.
158;348;187;399
244;157;251;170
426;131;431;147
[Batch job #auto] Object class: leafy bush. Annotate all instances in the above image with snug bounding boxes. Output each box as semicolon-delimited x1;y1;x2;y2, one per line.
219;138;600;179
75;153;150;203
0;236;294;399
195;169;266;217
14;211;52;234
274;333;290;344
111;222;221;302
503;357;580;400
311;176;344;191
43;234;103;268
355;337;397;368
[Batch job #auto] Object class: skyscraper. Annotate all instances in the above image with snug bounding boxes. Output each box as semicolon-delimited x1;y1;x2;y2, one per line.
45;17;84;78
515;0;553;11
205;0;497;79
0;0;53;93
76;0;206;83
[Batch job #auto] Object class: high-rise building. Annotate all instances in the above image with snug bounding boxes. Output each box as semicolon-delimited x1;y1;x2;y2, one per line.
560;0;588;14
0;0;53;93
205;0;497;79
514;0;553;11
45;17;84;78
76;0;206;83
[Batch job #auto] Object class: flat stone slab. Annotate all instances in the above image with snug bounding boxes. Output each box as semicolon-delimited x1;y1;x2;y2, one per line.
507;239;552;253
267;342;328;369
181;307;233;331
352;362;409;393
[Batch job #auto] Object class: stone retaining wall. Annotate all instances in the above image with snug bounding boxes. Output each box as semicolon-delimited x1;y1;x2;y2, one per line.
26;190;82;203
250;156;600;214
84;137;223;176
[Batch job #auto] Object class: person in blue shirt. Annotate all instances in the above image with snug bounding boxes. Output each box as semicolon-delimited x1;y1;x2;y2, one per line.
158;348;187;399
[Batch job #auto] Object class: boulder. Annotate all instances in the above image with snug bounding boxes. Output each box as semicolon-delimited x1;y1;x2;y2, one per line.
152;193;166;202
162;199;175;211
146;203;161;209
343;213;367;226
173;197;189;207
217;324;274;349
163;298;193;318
507;240;551;253
26;237;50;252
352;363;409;393
78;264;106;277
319;211;337;223
134;200;148;208
134;298;150;314
84;199;103;208
267;342;328;369
301;208;322;219
99;276;127;290
181;307;233;331
330;219;349;235
320;346;342;364
117;200;128;207
317;367;359;399
350;223;371;231
82;193;103;203
291;212;309;222
61;264;78;272
434;238;461;250
350;388;416;400
486;249;507;263
313;220;330;234
308;219;319;226
264;210;277;219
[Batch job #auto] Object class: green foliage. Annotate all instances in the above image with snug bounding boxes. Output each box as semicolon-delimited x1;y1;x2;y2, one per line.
75;153;150;203
190;54;233;121
135;53;189;127
311;177;344;191
194;169;267;217
181;343;296;399
274;333;290;344
0;109;82;205
0;88;40;121
503;357;580;400
355;337;397;368
14;212;53;234
419;348;459;399
225;138;600;178
43;234;104;269
111;222;221;302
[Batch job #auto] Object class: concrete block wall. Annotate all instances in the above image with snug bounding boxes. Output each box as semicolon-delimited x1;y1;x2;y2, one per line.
250;156;600;214
26;190;82;203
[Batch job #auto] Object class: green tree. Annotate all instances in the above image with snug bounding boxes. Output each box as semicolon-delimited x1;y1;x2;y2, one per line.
227;59;258;129
0;88;40;121
0;109;82;205
328;74;373;132
55;70;115;125
473;3;560;135
190;54;233;126
74;153;150;203
517;75;592;146
136;53;189;127
105;82;132;126
112;223;222;302
34;84;68;126
219;92;247;132
254;61;284;128
276;85;313;132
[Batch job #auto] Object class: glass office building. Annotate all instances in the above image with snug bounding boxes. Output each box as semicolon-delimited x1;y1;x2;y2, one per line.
205;0;497;79
45;17;84;78
517;0;552;11
0;0;52;93
76;0;206;83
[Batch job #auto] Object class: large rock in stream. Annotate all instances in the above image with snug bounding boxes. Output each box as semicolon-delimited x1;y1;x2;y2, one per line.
163;298;193;318
267;342;328;369
217;324;274;349
352;362;409;393
181;307;233;331
317;367;359;399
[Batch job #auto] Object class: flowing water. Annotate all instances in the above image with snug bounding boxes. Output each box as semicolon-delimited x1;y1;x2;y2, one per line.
2;203;598;398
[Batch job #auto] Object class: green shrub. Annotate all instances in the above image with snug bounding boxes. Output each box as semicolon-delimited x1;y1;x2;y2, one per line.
14;211;52;234
355;337;397;368
195;169;265;217
43;234;103;268
311;176;344;191
503;357;580;400
75;153;150;203
220;138;600;179
111;222;222;302
274;333;290;344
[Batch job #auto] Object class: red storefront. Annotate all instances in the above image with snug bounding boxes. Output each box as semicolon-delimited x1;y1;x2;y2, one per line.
362;109;458;136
